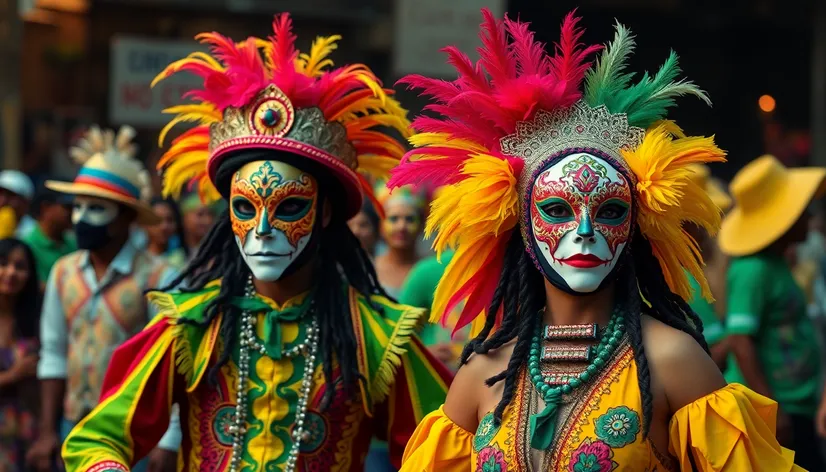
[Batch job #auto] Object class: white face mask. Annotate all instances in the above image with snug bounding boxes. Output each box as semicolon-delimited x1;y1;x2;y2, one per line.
72;196;119;227
529;153;633;294
230;160;318;282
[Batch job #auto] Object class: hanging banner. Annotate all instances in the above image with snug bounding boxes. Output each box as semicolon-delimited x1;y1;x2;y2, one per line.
393;0;504;78
109;36;206;127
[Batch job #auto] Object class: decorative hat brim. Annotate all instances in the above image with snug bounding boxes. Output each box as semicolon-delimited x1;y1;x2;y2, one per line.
44;180;160;225
207;137;363;219
719;167;826;257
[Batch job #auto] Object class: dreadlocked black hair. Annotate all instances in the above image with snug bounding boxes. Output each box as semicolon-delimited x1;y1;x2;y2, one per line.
159;151;390;410
462;228;709;436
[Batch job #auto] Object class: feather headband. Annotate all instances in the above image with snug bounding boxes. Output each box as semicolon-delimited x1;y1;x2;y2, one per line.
390;10;725;336
152;13;411;218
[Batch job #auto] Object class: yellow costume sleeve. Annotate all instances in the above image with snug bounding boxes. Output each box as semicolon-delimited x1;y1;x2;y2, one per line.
400;406;473;471
668;383;805;471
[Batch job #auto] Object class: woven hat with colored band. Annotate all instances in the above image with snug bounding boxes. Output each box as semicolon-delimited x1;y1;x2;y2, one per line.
389;10;727;335
46;125;158;225
720;155;826;257
152;13;410;220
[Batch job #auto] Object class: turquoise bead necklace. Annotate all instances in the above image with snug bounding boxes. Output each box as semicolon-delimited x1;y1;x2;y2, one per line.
527;306;626;450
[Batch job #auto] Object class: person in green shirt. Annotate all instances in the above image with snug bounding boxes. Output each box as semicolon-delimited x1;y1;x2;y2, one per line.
686;272;728;367
21;183;75;287
399;250;471;369
719;155;826;471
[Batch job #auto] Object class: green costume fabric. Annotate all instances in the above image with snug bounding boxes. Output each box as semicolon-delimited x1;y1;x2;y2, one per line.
686;272;725;345
724;254;821;416
22;224;76;282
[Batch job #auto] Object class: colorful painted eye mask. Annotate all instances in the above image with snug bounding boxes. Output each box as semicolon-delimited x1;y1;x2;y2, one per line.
529;153;633;294
230;160;318;282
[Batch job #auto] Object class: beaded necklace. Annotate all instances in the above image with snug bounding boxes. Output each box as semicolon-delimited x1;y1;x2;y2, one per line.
527;307;625;450
228;276;320;472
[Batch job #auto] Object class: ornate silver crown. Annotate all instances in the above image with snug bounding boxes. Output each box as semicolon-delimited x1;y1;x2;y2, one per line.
500;100;645;175
209;84;358;170
504;100;647;239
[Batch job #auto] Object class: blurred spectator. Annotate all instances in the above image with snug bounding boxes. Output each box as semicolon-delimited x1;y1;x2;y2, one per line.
373;187;425;299
367;186;425;472
26;129;179;472
0;239;41;471
347;201;380;257
0;171;35;239
718;155;826;471
22;183;75;288
145;198;188;269
179;190;214;255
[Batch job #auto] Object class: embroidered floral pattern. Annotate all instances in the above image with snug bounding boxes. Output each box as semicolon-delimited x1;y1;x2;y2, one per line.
297;411;327;453
474;413;500;452
212;405;235;446
568;439;617;472
594;406;640;448
476;445;508;472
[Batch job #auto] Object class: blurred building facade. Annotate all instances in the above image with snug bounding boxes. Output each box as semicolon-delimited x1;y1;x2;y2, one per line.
7;0;826;183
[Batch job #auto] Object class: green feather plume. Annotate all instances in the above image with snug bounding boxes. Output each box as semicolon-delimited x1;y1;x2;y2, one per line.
584;22;636;107
585;24;711;129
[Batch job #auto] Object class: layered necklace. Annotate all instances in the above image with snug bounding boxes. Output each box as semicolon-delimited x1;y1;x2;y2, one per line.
527;307;625;450
228;276;320;472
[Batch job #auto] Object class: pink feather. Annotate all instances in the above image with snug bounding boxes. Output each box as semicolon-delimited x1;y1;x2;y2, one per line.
444;236;509;335
478;8;515;85
182;37;267;110
411;116;498;150
503;16;548;76
388;154;469;189
442;46;490;93
397;75;462;104
548;11;603;84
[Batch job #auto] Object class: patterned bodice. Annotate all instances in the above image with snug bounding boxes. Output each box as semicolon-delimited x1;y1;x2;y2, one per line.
178;317;375;471
471;339;676;472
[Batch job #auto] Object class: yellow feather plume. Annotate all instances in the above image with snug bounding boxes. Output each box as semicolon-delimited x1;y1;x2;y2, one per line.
358;155;399;181
298;35;341;77
157;104;221;146
621;123;726;301
428;154;520;323
408;133;489;155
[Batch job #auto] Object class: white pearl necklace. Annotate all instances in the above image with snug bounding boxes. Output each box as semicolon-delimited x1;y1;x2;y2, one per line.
229;277;320;472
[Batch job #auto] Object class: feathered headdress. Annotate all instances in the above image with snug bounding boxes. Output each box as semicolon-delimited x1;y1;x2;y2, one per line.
46;125;158;224
390;10;725;336
152;13;410;218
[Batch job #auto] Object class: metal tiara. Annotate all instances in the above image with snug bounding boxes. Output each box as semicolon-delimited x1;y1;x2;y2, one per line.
209;84;358;169
502;100;646;202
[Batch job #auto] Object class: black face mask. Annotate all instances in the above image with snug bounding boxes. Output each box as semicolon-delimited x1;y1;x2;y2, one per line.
75;221;112;251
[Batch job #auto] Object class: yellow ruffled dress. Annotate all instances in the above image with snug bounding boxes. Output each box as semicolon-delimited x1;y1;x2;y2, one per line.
402;340;803;471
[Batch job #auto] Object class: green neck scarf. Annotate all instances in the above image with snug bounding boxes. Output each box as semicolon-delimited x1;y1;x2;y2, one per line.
231;294;312;359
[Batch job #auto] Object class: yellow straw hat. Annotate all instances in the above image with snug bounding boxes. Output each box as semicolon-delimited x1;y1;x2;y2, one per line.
686;164;732;212
719;155;826;256
46;125;159;225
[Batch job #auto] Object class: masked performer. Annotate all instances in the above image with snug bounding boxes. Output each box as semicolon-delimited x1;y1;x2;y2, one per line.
393;10;802;471
62;14;450;472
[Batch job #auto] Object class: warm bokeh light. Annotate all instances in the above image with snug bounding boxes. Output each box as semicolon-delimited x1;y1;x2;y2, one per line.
758;94;776;113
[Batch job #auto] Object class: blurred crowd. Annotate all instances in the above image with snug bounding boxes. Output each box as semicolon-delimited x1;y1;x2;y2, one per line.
1;142;826;470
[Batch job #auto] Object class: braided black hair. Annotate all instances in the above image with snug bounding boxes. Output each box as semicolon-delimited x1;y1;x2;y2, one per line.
159;151;390;409
465;228;709;436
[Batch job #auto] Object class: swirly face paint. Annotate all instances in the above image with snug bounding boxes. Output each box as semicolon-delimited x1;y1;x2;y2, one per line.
528;153;632;294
